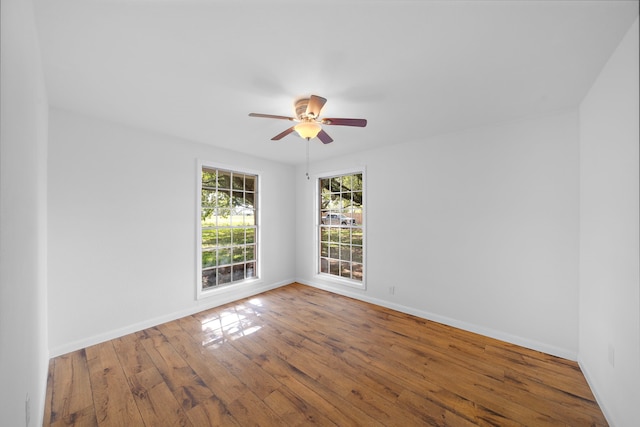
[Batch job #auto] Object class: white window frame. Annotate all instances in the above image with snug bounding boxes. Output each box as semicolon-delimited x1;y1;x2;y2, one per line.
196;160;261;300
315;167;366;290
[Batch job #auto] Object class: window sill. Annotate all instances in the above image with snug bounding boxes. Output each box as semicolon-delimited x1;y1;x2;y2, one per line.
315;273;366;290
197;277;263;300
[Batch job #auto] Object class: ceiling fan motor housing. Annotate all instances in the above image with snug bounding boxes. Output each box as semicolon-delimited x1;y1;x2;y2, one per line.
295;98;312;120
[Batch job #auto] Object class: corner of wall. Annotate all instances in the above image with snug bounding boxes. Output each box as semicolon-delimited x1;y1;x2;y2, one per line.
578;16;639;427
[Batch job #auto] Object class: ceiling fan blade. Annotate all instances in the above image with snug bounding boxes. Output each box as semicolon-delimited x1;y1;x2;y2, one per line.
317;129;333;144
271;126;296;140
306;95;327;118
249;113;295;121
321;118;367;127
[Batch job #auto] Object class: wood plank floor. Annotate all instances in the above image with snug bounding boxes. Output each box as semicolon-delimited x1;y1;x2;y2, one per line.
43;283;607;426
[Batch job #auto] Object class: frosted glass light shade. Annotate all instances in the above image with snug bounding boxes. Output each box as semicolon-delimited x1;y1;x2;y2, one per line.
294;121;321;139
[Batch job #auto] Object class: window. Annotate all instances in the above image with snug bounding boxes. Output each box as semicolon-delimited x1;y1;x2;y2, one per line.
199;164;258;294
318;171;364;285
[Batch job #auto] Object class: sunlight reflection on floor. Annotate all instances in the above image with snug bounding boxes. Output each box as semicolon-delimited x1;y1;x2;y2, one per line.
201;298;264;347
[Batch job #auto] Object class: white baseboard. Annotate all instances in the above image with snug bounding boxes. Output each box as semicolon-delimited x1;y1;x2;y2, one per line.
297;278;578;361
50;277;577;362
577;356;613;426
48;279;292;358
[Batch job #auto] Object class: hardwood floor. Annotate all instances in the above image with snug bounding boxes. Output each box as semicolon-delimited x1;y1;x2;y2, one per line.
43;283;607;426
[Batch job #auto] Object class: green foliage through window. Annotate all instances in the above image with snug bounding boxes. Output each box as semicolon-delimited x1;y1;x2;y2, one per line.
201;167;257;290
319;172;364;282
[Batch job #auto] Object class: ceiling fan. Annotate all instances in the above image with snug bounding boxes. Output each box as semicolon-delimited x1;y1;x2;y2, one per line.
249;95;367;144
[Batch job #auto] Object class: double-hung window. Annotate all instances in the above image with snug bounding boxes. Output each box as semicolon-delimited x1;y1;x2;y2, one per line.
198;164;258;295
318;171;365;286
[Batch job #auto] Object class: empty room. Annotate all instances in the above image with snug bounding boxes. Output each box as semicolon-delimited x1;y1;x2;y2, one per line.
1;0;638;426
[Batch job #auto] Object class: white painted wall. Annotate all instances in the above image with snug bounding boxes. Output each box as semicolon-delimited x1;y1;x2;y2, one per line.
48;109;296;356
579;17;639;427
0;0;49;425
297;111;580;359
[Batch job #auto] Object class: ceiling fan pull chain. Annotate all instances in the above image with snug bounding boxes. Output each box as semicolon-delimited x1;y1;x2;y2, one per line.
305;139;310;180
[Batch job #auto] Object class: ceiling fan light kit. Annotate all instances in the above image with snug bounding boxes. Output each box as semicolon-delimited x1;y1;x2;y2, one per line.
294;121;322;140
249;94;367;144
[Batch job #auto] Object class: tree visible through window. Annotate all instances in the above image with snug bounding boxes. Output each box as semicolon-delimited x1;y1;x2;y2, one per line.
200;166;257;290
319;172;364;282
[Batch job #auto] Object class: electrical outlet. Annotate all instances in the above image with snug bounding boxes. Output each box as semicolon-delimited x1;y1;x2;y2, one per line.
25;393;31;426
608;344;615;367
389;286;395;295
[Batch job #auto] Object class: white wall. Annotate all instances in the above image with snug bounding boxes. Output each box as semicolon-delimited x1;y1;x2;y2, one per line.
297;110;580;359
0;0;49;426
48;109;296;356
579;17;639;427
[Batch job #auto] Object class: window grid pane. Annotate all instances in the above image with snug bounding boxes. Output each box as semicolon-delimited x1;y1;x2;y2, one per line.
319;172;363;282
201;167;258;290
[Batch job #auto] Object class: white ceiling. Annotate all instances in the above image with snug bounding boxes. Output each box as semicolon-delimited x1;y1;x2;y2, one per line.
34;0;638;165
